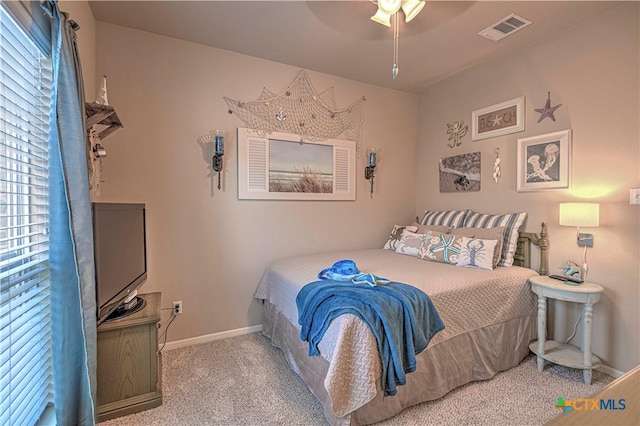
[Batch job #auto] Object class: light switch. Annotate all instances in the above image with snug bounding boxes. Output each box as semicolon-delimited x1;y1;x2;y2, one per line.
630;188;640;205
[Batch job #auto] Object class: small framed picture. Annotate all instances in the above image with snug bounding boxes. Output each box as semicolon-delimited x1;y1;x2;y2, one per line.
439;152;481;193
472;96;525;141
517;129;571;192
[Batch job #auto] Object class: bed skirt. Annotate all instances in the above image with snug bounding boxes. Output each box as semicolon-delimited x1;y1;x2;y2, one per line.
261;300;536;425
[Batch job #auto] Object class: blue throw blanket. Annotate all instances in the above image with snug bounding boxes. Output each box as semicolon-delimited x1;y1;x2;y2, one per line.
296;280;444;396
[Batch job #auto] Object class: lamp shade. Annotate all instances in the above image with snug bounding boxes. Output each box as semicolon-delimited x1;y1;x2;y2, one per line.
402;0;425;22
370;9;392;27
377;0;402;14
559;203;600;227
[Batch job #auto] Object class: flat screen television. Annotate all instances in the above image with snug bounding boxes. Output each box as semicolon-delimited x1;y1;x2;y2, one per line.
92;202;148;324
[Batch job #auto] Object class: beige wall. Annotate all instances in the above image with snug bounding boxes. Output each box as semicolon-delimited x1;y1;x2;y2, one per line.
60;0;95;102
80;2;638;373
93;22;418;343
416;3;639;372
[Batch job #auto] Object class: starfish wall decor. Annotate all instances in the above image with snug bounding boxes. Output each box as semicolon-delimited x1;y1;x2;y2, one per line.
535;92;563;123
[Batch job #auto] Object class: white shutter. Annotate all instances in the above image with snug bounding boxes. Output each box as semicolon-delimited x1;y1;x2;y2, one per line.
0;5;53;426
334;146;350;194
246;137;268;192
238;128;270;199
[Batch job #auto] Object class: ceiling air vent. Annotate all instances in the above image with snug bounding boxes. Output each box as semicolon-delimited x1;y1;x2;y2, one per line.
478;13;532;41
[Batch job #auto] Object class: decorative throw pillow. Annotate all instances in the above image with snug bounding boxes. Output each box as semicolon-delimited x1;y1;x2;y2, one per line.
417;231;465;264
450;226;505;267
456;237;499;271
395;229;432;256
420;209;470;228
383;225;418;251
411;222;452;234
463;211;527;267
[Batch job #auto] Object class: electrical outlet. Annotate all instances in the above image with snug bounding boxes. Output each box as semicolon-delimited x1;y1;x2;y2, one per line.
172;300;183;315
630;188;640;205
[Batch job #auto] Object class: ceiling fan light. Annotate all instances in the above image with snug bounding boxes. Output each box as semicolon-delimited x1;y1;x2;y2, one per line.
371;9;392;27
377;0;402;15
402;0;425;22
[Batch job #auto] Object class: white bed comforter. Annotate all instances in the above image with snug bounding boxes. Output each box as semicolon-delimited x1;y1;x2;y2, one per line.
255;249;537;417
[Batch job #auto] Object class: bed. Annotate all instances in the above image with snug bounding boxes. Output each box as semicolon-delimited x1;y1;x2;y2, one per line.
255;215;548;425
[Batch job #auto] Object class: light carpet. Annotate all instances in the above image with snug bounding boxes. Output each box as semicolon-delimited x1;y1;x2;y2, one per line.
99;332;612;426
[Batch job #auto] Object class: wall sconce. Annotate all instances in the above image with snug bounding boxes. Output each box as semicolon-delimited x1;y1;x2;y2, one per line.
365;148;378;198
559;202;600;279
211;129;225;190
93;143;107;158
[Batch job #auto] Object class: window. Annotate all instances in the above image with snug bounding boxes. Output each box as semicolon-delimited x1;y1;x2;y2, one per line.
0;5;54;425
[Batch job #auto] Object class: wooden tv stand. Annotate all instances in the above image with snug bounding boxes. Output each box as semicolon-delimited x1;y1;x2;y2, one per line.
97;292;162;422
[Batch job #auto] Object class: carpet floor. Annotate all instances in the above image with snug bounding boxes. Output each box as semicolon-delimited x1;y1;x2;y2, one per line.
99;332;612;426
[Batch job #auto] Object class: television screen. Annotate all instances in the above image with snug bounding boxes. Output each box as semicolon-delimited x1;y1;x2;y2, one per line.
92;203;147;323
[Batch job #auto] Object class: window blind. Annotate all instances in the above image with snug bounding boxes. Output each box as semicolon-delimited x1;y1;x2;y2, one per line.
0;5;54;426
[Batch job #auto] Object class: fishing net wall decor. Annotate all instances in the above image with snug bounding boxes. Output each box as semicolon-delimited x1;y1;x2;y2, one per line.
224;70;366;153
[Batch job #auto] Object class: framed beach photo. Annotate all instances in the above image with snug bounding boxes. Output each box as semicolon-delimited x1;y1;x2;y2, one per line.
237;128;356;200
472;96;525;141
517;129;571;192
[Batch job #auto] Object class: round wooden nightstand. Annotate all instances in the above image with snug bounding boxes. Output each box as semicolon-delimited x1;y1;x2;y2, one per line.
528;275;604;384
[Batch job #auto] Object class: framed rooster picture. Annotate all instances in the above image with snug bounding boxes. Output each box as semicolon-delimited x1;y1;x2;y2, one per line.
517;130;571;192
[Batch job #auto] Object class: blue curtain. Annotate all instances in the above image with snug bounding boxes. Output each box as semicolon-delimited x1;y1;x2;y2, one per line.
45;1;97;424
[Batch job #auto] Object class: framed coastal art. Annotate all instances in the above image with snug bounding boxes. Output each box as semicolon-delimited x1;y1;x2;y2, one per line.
471;96;525;141
516;129;571;192
439;152;481;193
237;128;356;200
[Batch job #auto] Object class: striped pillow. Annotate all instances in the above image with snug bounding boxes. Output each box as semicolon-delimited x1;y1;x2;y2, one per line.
420;209;470;228
463;211;527;267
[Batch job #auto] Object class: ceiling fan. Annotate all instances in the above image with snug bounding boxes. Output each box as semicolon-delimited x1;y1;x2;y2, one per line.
370;0;426;80
371;0;426;27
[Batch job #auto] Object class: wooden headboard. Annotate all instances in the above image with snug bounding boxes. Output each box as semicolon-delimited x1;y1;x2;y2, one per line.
513;222;548;275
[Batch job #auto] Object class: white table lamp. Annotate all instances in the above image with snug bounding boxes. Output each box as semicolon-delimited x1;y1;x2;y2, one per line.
559;202;599;279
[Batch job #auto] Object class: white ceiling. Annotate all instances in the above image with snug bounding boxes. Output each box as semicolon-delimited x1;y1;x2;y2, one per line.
88;1;623;93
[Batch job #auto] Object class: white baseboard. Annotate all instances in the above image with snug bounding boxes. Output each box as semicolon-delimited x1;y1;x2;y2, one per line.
597;363;625;378
161;324;263;351
163;328;627;379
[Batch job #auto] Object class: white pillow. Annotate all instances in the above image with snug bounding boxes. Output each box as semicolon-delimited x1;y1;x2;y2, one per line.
450;226;504;268
383;225;418;251
395;229;432;257
456;237;499;271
